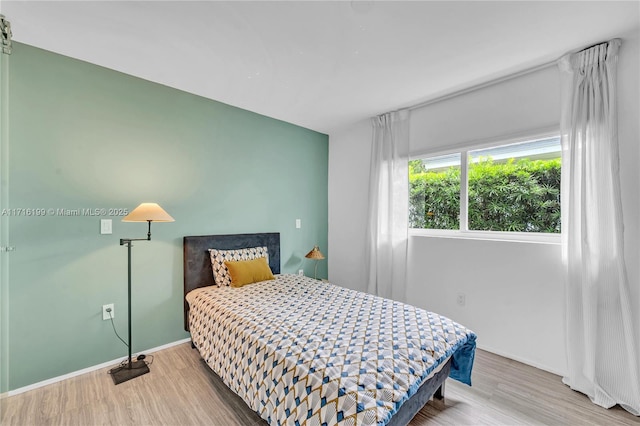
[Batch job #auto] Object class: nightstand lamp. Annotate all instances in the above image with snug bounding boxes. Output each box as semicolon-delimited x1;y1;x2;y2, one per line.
305;245;325;280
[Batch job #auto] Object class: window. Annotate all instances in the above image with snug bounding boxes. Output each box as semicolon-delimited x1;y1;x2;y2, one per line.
409;135;561;237
409;153;461;230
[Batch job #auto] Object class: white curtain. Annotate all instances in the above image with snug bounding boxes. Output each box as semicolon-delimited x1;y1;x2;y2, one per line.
560;39;640;415
365;110;410;301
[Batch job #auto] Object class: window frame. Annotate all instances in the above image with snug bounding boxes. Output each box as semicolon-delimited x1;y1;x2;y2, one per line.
408;129;562;244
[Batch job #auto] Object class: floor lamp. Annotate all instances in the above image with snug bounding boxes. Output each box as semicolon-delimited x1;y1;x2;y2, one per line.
110;202;174;385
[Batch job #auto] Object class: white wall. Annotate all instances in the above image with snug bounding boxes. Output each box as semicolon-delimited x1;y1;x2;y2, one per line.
328;118;371;293
328;31;639;375
407;237;564;372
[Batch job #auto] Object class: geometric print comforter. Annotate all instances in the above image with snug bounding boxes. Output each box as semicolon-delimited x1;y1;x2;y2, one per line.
187;274;476;426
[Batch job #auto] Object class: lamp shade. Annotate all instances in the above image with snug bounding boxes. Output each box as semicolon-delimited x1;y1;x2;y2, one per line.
122;203;174;222
305;245;325;260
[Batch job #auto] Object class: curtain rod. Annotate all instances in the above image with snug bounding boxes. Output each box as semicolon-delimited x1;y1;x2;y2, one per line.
405;38;615;113
408;60;557;112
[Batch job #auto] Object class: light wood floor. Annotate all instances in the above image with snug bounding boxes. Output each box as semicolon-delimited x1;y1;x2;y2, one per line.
1;342;638;425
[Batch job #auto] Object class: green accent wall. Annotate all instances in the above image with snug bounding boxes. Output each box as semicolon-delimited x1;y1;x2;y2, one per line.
4;42;328;391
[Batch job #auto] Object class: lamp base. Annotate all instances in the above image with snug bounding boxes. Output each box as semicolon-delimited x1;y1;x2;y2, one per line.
110;360;150;385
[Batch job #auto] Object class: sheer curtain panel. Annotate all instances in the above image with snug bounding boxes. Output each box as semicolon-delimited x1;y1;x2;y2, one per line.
365;110;410;301
559;39;640;415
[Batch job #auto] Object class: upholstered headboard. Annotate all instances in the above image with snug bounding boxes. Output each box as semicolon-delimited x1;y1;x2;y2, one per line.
183;232;280;331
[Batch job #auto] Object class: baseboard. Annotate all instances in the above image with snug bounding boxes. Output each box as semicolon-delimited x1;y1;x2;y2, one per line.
2;337;191;398
476;343;566;377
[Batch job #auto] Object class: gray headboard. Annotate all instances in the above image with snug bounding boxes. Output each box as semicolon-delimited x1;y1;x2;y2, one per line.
183;232;280;331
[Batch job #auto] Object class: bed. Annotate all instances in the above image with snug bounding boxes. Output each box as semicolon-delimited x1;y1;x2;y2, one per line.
184;232;476;426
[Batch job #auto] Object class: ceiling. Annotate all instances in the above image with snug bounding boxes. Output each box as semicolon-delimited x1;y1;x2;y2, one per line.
1;1;638;134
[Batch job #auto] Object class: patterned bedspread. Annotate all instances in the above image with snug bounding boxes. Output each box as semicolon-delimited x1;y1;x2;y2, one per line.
187;275;476;425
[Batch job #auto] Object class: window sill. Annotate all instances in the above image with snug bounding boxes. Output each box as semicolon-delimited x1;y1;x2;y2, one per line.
409;228;561;245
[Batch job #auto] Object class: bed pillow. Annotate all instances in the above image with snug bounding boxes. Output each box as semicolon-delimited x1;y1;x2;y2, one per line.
208;246;269;287
224;257;275;287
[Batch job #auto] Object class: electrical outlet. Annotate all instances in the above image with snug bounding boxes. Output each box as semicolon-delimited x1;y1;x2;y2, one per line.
102;303;114;320
456;293;466;307
298;269;304;276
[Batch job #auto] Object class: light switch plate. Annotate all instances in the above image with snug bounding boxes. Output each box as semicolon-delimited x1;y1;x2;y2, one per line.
100;219;112;234
295;219;301;229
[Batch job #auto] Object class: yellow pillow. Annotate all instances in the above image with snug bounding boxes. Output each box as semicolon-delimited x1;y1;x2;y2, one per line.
224;257;275;287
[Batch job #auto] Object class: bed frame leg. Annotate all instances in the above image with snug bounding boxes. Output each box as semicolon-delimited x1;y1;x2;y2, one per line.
191;340;196;349
434;382;445;400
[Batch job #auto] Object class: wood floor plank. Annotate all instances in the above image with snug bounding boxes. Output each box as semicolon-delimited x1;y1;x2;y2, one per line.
1;343;638;425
